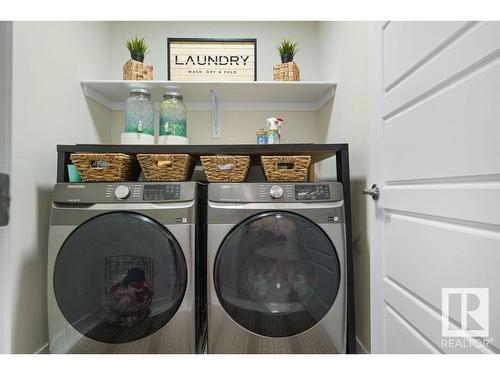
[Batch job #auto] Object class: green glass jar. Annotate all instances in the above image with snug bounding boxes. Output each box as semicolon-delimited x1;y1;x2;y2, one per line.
159;92;187;137
125;89;154;135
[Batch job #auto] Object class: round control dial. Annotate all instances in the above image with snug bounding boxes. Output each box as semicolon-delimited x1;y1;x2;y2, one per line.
269;185;284;199
114;185;130;200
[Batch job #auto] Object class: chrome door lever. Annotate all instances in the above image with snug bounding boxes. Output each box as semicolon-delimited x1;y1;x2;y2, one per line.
362;184;380;200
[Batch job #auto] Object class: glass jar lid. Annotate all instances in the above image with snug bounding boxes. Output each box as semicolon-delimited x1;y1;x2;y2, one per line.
130;88;151;96
163;92;183;100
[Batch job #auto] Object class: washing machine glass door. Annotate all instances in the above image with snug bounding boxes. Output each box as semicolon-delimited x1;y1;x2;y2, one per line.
214;211;340;338
54;212;187;344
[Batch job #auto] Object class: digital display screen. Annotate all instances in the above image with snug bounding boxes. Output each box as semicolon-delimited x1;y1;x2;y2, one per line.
295;185;330;200
143;184;180;201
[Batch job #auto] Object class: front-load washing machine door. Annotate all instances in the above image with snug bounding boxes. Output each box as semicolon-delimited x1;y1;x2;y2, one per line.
214;211;340;338
53;212;187;344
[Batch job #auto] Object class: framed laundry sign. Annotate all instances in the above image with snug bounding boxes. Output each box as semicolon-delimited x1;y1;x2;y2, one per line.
167;38;257;81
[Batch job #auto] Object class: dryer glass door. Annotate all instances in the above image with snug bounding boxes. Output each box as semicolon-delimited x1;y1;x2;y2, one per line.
53;212;187;344
214;211;340;338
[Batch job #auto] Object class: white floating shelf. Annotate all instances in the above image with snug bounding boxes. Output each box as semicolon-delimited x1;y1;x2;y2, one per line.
81;80;336;112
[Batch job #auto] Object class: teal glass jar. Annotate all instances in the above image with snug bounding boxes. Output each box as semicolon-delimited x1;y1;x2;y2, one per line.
125;89;154;135
159;92;187;137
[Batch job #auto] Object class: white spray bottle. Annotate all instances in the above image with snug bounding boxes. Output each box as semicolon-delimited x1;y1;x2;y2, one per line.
266;117;284;144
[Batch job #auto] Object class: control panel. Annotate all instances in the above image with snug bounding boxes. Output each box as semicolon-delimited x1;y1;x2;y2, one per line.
259;184;294;200
52;182;195;204
143;184;181;201
104;184;142;200
295;184;331;200
208;182;343;203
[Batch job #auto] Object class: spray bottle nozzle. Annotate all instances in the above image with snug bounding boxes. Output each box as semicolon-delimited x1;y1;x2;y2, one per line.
266;117;284;129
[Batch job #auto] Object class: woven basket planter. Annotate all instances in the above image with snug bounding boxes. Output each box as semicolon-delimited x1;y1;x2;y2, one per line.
123;59;153;80
273;62;300;81
137;154;194;181
70;153;140;182
261;155;311;182
200;155;251;182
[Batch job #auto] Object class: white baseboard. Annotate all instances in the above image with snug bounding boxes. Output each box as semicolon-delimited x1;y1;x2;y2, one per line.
356;337;369;354
34;343;49;354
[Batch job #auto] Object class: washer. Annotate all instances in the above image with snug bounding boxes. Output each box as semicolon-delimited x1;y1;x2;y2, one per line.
207;182;346;354
47;181;206;353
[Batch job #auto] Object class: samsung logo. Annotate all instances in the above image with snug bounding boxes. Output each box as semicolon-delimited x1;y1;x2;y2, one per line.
68;185;85;189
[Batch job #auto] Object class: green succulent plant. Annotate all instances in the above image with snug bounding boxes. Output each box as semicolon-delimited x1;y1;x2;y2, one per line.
277;38;298;58
125;37;148;56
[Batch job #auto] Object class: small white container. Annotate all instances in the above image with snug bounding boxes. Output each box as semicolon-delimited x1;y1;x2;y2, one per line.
158;135;189;145
120;132;155;145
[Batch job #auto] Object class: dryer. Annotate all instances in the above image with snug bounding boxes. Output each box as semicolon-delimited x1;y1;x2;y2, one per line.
47;182;206;353
207;182;346;354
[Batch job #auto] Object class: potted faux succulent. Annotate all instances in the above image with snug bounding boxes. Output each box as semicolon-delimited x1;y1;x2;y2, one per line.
277;38;298;63
123;37;153;80
126;36;148;63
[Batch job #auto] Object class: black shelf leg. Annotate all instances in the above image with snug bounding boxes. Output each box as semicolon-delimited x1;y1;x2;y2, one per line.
337;147;356;354
57;150;70;183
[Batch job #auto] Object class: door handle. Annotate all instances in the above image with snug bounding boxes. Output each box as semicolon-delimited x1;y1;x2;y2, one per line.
362;184;380;200
0;173;9;226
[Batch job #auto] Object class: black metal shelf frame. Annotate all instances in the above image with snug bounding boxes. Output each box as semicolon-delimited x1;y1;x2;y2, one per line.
56;143;357;353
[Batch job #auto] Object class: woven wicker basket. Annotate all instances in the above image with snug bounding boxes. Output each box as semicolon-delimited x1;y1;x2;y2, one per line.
261;155;311;182
200;155;251;182
123;59;153;80
137;154;193;181
273;62;300;81
70;153;140;182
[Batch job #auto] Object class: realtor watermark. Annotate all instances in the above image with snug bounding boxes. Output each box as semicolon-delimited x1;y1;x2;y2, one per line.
441;288;492;349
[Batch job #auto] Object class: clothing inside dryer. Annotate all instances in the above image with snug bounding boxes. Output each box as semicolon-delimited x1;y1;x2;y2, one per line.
238;214;315;312
54;212;187;344
215;211;340;338
102;259;154;328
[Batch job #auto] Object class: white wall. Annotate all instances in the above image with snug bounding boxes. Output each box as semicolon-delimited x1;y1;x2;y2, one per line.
0;21;11;177
316;21;370;352
109;21;320;81
9;21;111;353
110;110;320;144
0;21;13;354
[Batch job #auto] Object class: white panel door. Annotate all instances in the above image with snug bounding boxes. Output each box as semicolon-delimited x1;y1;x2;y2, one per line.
369;21;500;354
0;21;12;354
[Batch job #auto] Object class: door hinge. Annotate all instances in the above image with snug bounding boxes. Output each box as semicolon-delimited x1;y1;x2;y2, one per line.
0;173;10;226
